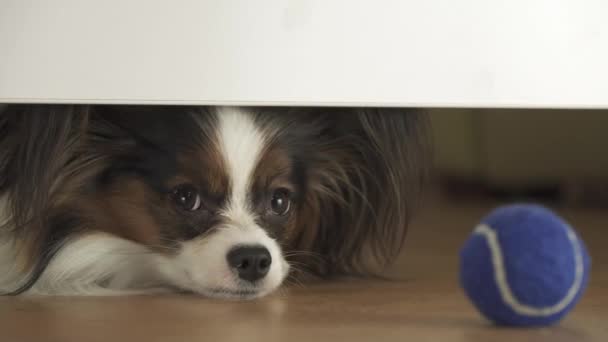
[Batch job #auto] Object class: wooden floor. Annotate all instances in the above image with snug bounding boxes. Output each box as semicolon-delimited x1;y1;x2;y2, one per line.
1;191;607;342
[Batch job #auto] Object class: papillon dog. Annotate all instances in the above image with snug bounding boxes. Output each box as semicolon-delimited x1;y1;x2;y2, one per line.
0;105;429;299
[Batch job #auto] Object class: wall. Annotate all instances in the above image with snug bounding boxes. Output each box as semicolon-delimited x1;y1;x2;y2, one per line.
430;109;608;188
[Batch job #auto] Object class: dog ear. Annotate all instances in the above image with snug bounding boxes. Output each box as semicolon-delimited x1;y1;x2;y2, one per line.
91;105;209;151
0;105;91;233
294;108;431;276
0;105;93;295
88;106;217;192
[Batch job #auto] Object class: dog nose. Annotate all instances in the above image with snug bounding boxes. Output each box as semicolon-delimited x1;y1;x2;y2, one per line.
227;246;272;282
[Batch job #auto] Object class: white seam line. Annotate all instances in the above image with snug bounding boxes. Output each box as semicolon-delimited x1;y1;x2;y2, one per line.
474;223;584;316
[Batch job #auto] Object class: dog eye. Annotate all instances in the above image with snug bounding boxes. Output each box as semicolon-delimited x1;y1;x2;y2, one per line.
171;184;202;211
269;188;291;216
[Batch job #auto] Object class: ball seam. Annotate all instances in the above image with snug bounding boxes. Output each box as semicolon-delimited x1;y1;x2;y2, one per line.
474;223;584;317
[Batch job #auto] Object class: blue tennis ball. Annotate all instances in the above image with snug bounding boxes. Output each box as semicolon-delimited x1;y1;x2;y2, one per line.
460;204;591;326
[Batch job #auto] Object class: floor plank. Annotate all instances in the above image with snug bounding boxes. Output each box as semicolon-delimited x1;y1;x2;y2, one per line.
1;193;606;341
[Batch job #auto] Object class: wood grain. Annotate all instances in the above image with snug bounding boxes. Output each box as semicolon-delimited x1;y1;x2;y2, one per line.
1;192;606;342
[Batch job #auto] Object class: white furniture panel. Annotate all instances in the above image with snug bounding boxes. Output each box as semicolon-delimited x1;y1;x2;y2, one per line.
1;1;607;108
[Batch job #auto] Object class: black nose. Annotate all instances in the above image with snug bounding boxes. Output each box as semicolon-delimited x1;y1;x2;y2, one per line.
227;246;272;282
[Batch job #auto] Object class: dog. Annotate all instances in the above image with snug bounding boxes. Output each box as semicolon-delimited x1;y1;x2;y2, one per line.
0;105;429;298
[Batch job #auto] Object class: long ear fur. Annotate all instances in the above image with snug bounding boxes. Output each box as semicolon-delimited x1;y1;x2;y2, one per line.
0;105;91;234
0;105;94;294
299;108;431;276
0;105;430;291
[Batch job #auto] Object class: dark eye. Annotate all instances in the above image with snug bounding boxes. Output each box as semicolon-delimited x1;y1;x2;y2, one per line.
171;184;202;211
269;188;291;216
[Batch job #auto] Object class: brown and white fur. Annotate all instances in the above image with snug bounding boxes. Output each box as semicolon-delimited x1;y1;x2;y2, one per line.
0;105;429;299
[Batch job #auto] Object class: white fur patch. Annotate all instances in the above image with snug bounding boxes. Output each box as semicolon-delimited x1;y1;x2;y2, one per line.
0;107;289;298
29;233;168;296
216;107;267;221
158;106;289;299
162;224;289;299
0;195;164;296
